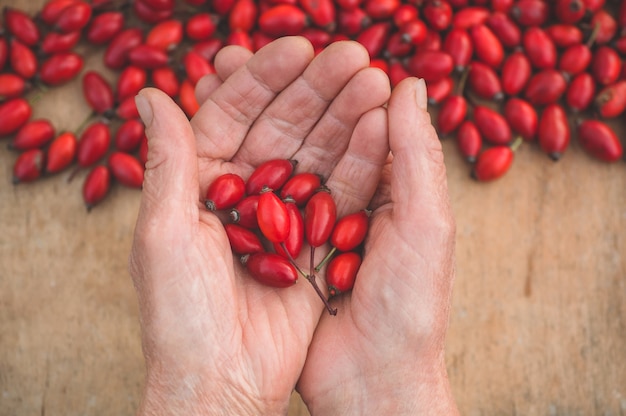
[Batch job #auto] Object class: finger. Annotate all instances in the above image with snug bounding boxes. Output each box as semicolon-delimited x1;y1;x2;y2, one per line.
193;46;254;105
132;88;201;253
231;40;372;166
318;106;389;217
291;66;390;178
195;74;222;105
190;36;315;164
387;77;455;241
213;44;254;80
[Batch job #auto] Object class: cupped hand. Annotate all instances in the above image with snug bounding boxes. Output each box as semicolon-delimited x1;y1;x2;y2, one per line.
296;79;459;415
128;37;392;414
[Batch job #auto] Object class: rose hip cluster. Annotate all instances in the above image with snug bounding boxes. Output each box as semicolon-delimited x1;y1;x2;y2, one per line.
2;0;626;210
205;159;369;315
431;0;626;181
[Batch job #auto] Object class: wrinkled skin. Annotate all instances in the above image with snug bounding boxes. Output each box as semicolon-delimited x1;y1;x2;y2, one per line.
129;36;458;415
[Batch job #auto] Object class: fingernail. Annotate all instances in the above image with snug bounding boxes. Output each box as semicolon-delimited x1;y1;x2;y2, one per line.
415;78;427;111
135;94;153;127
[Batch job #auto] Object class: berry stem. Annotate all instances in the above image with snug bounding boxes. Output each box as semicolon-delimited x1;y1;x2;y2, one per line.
279;242;308;279
510;135;523;152
314;246;337;273
309;246;337;315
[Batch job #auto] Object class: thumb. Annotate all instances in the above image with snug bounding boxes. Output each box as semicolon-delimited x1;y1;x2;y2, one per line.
134;87;200;234
387;78;455;239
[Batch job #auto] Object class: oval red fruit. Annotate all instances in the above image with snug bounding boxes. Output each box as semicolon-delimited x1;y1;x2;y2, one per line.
83;71;114;115
86;11;124;45
41;31;81;55
503;98;537;141
537;104;570;161
273;198;304;259
470;24;503;68
77;122;111;167
246;159;296;195
473;105;511;145
472;145;515;181
566;72;596;112
437;95;467;135
257;188;291;243
104;28;144;70
595;81;626;118
330;210;369;252
577;119;623;162
146;19;183;51
39;52;84;86
304;188;337;248
229;195;260;229
4;8;40;46
9;39;37;80
108;152;144;188
46;132;77;173
279;172;322;207
114;119;145;152
55;1;92;32
456;120;482;163
116;66;147;102
243;252;298;288
11;119;56;150
523;27;556;69
83;165;111;211
524;69;567;106
327;251;361;296
205;173;246;211
406;50;454;82
12;149;44;184
0;98;32;137
225;224;265;255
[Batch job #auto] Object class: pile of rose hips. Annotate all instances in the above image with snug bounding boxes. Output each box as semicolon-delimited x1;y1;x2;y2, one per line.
206;159;369;314
1;0;626;210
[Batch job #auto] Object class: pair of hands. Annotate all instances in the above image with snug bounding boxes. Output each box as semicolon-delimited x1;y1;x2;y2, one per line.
128;36;458;415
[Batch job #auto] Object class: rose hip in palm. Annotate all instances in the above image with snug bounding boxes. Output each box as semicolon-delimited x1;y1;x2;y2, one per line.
205;173;246;211
229;195;260;229
273;197;304;259
304;187;337;248
225;223;265;255
246;159;296;195
257;188;290;244
326;251;361;296
242;252;298;288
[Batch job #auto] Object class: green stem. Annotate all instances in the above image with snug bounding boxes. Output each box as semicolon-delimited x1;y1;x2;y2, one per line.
314;246;337;273
309;246;337;315
73;111;95;135
510;136;523;152
280;242;307;279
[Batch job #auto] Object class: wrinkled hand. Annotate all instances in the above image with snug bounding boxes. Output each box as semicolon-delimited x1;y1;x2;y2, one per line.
297;76;458;415
128;37;395;415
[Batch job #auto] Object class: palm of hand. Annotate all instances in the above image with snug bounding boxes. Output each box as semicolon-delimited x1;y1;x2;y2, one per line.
130;37;395;413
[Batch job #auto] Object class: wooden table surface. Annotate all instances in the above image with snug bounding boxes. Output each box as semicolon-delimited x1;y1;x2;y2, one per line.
2;1;626;415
